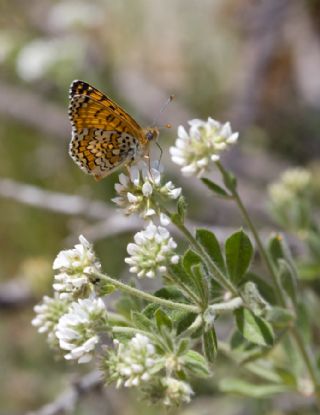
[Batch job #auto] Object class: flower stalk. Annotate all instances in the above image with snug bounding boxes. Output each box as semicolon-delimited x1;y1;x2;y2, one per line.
91;271;200;313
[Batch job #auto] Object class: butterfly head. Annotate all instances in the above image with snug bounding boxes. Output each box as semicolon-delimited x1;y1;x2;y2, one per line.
145;127;159;142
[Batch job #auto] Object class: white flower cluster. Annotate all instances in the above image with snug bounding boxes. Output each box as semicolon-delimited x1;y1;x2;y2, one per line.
269;167;311;207
108;334;160;388
56;297;107;363
104;334;194;406
125;222;179;278
162;377;194;406
170;117;238;177
112;162;181;223
53;235;101;300
33;236;107;363
32;294;69;348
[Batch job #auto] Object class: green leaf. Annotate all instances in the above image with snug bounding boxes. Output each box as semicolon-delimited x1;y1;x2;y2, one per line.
183;350;210;377
153;286;185;302
268;234;298;281
274;367;297;387
235;308;274;346
268;233;284;266
219;378;290;397
168;262;201;302
177;339;190;356
98;283;116;296
220;169;237;192
201;178;230;198
178;251;209;302
177;196;187;222
155;308;172;331
191;263;209;305
225;229;253;284
131;311;154;331
202;328;218;363
196;229;225;272
278;259;298;306
142;303;160;319
182;249;202;275
176;313;199;336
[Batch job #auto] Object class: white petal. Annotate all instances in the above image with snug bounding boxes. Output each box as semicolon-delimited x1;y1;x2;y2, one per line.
210;154;220;161
177;125;189;140
142;182;153;196
119;173;129;186
220;121;232;138
129;166;140;185
160;213;170;226
127;243;139;255
127;192;138;203
181;164;197;175
171;156;186;166
226;132;239;143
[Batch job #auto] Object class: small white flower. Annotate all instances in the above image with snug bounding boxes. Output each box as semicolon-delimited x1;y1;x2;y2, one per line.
16;37;83;81
32;294;69;348
162;377;194;406
112;161;181;221
269;167;311;207
125;222;179;278
56;297;107;364
106;334;160;388
170;117;238;177
52;235;101;300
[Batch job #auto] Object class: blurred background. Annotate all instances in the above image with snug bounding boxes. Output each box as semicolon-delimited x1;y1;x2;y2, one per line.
0;0;320;414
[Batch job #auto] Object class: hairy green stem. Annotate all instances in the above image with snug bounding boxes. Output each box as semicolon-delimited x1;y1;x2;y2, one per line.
112;325;154;338
92;271;200;313
177;314;203;339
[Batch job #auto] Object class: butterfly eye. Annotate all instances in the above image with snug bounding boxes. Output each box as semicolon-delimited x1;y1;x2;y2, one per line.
146;131;155;141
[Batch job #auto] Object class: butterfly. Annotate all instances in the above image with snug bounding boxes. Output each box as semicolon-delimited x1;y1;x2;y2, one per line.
68;80;159;180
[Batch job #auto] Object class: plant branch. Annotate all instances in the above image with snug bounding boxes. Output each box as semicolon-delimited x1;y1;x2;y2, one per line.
92;271;200;314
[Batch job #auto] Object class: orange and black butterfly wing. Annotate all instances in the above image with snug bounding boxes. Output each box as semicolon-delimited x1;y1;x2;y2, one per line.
68;80;144;180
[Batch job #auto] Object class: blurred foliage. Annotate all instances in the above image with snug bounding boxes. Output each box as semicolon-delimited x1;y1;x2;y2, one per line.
0;0;320;414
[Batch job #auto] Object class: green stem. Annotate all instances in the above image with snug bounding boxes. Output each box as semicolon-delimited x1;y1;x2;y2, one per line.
216;161;320;393
177;314;203;339
112;325;154;338
92;271;200;314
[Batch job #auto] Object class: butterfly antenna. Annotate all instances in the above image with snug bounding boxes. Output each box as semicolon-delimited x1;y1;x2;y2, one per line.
155;141;163;167
152;95;175;127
